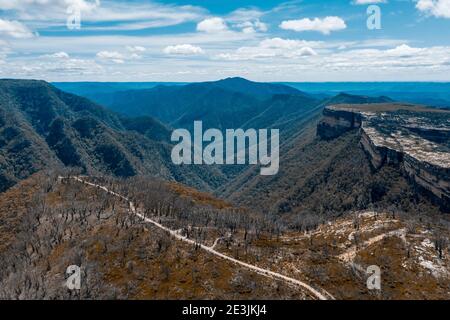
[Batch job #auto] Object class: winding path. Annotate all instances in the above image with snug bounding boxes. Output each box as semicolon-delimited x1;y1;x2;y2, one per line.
66;176;334;300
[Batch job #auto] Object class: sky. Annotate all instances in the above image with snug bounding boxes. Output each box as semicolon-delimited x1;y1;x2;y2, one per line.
1;0;450;82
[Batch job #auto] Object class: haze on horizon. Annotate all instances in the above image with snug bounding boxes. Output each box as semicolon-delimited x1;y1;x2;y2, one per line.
1;0;450;82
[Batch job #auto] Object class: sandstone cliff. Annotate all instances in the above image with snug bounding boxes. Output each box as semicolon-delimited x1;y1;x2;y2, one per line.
317;103;450;212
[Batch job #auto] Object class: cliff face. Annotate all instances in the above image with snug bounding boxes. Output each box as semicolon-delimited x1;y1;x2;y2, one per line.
317;107;362;139
317;104;450;212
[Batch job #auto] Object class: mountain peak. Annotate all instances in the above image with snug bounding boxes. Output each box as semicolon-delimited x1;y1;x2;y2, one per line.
217;77;253;83
204;77;303;99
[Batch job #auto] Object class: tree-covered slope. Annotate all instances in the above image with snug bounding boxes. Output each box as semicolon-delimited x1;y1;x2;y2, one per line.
79;77;317;131
0;79;226;192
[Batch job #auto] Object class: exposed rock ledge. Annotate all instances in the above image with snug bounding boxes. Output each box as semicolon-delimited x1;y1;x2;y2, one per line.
317;103;450;212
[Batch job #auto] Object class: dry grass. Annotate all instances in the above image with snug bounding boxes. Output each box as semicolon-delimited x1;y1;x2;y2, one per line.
168;182;232;209
1;173;448;300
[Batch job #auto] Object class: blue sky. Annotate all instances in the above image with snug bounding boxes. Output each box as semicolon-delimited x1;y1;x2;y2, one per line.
1;0;450;81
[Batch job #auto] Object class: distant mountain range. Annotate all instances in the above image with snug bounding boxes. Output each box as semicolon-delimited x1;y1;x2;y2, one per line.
0;77;395;198
63;77;311;130
54;80;450;110
282;82;450;109
54;77;392;133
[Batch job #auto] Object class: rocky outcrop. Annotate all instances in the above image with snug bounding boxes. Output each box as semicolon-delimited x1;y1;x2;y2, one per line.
405;126;450;144
403;154;450;209
317;107;362;139
359;129;404;169
317;104;450;212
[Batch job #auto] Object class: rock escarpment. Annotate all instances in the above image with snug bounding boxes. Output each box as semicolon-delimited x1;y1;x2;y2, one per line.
317;103;450;211
317;107;363;139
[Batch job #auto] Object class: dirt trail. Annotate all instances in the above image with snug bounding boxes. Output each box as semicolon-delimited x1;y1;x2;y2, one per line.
338;228;407;263
67;176;334;300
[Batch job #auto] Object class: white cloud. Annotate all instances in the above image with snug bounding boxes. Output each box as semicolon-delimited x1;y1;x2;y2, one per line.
215;37;318;61
3;55;103;79
416;0;450;18
42;51;70;59
129;53;142;60
96;50;124;63
0;19;34;38
352;39;411;48
384;44;425;57
1;0;206;31
96;51;123;59
0;41;10;60
124;46;146;59
197;17;228;33
279;16;347;35
163;44;204;55
353;0;387;4
5;32;257;60
227;8;265;22
0;0;99;11
47;57;102;74
260;38;323;49
294;47;317;56
235;20;268;34
126;46;146;53
211;42;450;81
226;8;268;33
6;42;450;81
319;44;450;72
